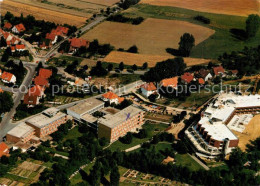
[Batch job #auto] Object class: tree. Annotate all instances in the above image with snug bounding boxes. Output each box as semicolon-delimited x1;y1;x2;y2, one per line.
1;50;10;62
178;33;195;57
0;37;7;47
119;62;124;71
127;45;138;53
132;64;138;71
107;64;113;71
246;14;260;38
0;92;14;114
142;62;148;70
110;166;120;186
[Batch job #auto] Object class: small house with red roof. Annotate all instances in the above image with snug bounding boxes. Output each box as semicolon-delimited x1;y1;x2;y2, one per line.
160;77;178;89
46;26;69;45
46;32;58;45
213;66;225;76
140;82;157;97
4;22;12;30
102;91;125;105
230;70;238;77
196;69;212;82
34;76;49;87
198;78;205;85
16;44;26;51
181;72;194;84
1;71;16;84
0;142;9;158
39;68;52;79
23;85;45;106
12;23;26;34
69;38;89;52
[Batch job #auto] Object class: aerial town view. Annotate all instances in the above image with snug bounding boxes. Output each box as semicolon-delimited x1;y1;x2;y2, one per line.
0;0;260;185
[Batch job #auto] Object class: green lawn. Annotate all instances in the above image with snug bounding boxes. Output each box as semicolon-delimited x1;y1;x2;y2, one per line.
48;55;84;67
123;4;260;59
175;154;203;171
109;73;141;85
108;122;169;152
62;126;83;142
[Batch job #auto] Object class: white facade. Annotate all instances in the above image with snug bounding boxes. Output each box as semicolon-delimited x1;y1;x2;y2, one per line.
12;26;19;34
141;88;155;97
204;73;213;82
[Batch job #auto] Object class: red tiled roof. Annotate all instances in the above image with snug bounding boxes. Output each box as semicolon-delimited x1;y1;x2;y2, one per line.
23;94;38;105
15;24;26;32
1;72;14;82
4;22;12;29
231;70;238;74
198;69;210;78
118;97;125;103
11;46;15;51
46;33;57;41
16;44;25;50
27;85;44;97
181;72;194;83
34;76;49;86
39;68;52;79
0;88;3;93
56;26;69;35
198;78;205;85
213;66;225;76
0;142;9;158
102;91;119;100
69;38;89;48
161;77;178;88
141;82;157;91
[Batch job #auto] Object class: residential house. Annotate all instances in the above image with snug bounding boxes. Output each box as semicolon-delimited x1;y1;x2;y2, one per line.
15;44;26;52
196;69;212;82
23;85;45;106
230;70;238;77
4;22;12;30
160;77;178;89
181;72;194;84
34;76;49;87
1;71;16;84
39;68;52;79
213;66;225;76
0;142;9;158
45;26;69;45
198;78;205;85
140;82;157;97
46;32;58;45
102;91;125;105
12;24;26;34
69;38;89;52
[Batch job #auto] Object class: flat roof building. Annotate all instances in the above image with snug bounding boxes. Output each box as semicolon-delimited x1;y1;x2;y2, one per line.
185;92;260;158
6;122;35;143
67;97;104;121
26;108;69;138
98;105;145;142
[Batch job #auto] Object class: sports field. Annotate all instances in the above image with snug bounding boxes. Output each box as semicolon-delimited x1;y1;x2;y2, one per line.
2;0;88;27
232;115;260;151
103;51;210;67
140;0;260;17
82;18;215;55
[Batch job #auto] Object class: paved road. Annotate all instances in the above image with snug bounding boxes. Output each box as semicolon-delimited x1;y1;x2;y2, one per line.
0;65;36;139
110;71;147;75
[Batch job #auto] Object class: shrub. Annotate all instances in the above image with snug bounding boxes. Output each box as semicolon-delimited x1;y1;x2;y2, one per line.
194;15;211;24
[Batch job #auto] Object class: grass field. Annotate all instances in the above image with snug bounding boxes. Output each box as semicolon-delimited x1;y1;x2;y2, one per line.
123;4;260;59
104;51;211;67
81;18;215;55
140;0;260;17
232;114;260;151
2;0;90;27
108;122;168;152
175;154;203;171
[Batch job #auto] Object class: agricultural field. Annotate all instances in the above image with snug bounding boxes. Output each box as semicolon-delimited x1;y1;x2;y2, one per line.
2;0;88;27
232;114;260;151
140;0;260;17
81;18;215;55
103;51;211;67
122;4;260;59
